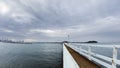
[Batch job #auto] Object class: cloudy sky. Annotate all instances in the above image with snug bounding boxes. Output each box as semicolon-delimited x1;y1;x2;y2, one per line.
0;0;120;42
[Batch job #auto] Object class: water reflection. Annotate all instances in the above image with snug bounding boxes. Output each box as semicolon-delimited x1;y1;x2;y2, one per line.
0;43;63;68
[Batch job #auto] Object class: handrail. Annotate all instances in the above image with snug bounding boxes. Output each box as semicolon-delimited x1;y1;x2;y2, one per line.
76;44;120;48
68;43;120;68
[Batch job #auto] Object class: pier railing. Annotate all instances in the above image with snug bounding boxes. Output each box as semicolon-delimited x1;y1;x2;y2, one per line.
63;44;79;68
68;43;120;68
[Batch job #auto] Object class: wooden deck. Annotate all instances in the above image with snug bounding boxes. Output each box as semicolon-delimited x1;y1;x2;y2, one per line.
65;45;101;68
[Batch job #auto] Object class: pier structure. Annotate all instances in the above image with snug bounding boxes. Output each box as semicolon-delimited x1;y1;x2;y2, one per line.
63;43;120;68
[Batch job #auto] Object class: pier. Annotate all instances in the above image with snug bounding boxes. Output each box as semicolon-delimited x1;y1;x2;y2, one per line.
63;43;120;68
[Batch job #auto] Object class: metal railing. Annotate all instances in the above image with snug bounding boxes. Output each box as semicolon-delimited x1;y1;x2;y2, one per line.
63;43;79;68
68;43;120;68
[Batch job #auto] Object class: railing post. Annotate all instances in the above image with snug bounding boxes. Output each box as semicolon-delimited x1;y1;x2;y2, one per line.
112;46;117;68
88;46;92;60
79;46;82;53
79;46;81;51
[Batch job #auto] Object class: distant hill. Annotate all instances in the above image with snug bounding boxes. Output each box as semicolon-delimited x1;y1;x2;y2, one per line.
85;41;98;43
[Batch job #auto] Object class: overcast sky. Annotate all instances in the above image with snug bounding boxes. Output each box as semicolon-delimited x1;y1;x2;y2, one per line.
0;0;120;42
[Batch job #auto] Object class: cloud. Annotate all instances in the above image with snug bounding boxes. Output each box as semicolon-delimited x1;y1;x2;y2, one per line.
67;16;120;42
4;29;14;33
0;0;120;42
0;28;14;33
29;29;67;37
11;12;35;24
0;2;10;15
30;29;55;34
24;38;38;42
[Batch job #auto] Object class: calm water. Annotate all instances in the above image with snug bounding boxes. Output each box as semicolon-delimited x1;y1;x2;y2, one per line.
0;42;63;68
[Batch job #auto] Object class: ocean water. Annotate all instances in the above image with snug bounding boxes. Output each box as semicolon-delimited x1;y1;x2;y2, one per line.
0;42;63;68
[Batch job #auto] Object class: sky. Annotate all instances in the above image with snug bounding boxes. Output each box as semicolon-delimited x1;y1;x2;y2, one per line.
0;0;120;42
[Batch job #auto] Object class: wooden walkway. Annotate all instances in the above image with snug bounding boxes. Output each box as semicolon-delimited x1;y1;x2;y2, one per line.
65;45;101;68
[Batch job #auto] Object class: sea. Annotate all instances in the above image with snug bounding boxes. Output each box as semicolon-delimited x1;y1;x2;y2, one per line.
0;42;63;68
0;42;120;68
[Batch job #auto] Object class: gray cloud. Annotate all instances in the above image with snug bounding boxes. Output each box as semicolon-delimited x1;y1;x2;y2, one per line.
0;0;120;42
